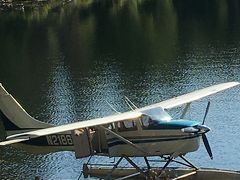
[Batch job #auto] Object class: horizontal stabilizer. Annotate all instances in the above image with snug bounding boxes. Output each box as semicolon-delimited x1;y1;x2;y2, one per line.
0;138;29;146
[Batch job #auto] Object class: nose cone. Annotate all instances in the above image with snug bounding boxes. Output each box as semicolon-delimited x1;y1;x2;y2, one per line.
196;124;211;133
181;124;211;134
181;127;199;133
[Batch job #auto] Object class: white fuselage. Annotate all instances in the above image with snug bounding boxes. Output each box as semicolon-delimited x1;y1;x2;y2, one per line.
106;128;200;157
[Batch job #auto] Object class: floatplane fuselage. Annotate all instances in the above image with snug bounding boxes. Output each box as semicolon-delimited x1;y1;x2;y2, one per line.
0;86;206;158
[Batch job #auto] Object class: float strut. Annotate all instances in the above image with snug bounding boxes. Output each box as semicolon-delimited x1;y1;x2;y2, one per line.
158;156;173;178
144;157;151;169
124;156;149;178
105;157;124;180
179;155;198;170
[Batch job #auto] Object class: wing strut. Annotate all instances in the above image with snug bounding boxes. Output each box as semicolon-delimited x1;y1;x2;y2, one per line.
180;103;191;119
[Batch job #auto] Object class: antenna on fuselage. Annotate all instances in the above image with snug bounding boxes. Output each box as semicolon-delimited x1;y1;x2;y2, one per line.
124;96;138;110
105;101;120;114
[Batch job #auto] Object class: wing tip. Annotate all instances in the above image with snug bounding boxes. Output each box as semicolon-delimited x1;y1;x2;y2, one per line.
222;81;240;88
226;81;240;85
231;81;240;85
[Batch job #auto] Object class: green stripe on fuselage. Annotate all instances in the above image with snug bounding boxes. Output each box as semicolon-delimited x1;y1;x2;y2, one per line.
147;120;200;130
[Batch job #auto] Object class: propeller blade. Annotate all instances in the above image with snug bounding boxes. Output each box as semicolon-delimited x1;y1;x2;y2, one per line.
202;101;210;125
202;133;213;159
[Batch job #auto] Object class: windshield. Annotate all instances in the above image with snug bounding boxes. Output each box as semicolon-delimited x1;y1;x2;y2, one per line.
140;107;172;128
141;107;172;121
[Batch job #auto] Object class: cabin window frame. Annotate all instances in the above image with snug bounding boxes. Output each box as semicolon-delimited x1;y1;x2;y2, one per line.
115;120;138;132
141;115;151;129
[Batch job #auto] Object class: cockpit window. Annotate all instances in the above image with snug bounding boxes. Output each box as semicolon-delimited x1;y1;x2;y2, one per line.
141;107;172;129
141;115;150;127
116;120;137;132
141;116;159;129
141;107;172;121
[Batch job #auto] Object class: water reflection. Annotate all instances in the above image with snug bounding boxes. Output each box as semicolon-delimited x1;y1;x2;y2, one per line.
46;59;77;124
0;0;240;179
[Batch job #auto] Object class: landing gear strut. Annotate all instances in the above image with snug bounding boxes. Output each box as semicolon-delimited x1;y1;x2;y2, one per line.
157;155;198;179
82;155;199;180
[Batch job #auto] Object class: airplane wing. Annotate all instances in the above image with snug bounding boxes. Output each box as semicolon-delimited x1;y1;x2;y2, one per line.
139;81;239;111
0;81;239;146
0;111;142;146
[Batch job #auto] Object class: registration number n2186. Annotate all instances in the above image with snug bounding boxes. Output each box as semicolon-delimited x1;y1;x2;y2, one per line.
46;134;73;146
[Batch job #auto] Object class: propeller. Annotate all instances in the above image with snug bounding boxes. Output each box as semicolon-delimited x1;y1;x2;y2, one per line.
202;101;210;125
202;133;213;159
181;101;213;159
201;101;213;159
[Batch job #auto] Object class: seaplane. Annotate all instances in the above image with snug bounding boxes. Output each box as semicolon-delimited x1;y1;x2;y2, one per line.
0;82;239;179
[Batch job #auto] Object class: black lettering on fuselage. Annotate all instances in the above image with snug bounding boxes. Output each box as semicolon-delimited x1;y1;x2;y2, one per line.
46;134;73;146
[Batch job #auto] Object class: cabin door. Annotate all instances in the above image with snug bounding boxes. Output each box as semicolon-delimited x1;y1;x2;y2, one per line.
71;128;93;158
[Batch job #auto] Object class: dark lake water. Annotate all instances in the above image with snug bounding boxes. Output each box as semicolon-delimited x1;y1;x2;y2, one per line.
0;0;240;179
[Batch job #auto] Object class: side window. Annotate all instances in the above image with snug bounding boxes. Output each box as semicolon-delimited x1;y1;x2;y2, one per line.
141;115;150;128
117;120;137;132
108;123;116;131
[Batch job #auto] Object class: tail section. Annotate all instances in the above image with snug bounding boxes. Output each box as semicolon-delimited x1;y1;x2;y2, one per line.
0;83;52;132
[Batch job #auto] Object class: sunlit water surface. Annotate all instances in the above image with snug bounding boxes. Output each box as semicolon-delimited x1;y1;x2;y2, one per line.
0;0;240;179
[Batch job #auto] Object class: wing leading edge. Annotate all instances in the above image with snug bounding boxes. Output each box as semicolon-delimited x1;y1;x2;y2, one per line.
0;111;142;146
139;81;239;111
0;81;239;146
